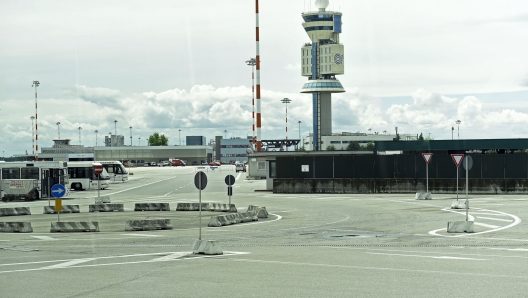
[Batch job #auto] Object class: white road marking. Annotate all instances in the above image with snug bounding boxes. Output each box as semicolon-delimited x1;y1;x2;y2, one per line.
31;236;58;241
42;258;95;269
366;252;487;261
121;234;161;237
474;222;500;229
477;216;513;222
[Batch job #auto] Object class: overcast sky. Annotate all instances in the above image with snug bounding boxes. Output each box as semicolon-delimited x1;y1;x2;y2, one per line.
1;0;528;157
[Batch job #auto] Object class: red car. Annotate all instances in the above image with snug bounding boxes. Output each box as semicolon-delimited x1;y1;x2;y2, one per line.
171;159;186;167
209;161;221;167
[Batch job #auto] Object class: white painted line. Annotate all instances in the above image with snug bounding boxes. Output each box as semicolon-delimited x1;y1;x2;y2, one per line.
474;222;501;229
477;217;513;222
42;258;95;269
31;236;58;241
121;234;161;237
470;212;511;217
366;252;487;261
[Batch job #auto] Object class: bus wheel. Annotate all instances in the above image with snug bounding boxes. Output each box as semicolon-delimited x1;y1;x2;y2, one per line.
72;183;82;191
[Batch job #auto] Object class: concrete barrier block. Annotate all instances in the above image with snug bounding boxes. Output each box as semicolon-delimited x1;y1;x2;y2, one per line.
208;216;223;227
447;221;474;233
193;240;223;255
43;205;80;214
89;204;124;212
134;203;170;211
176;203;191;211
217;215;229;226
415;192;432;200
228;204;237;212
50;221;99;232
176;203;210;211
95;196;111;204
0;207;31;216
0;222;33;233
248;205;268;218
125;219;172;231
451;200;468;209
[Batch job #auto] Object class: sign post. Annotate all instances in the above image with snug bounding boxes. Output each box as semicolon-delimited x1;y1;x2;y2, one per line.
94;164;103;203
422;153;433;193
194;171;207;241
51;183;66;222
451;154;464;200
225;175;235;205
462;155;473;221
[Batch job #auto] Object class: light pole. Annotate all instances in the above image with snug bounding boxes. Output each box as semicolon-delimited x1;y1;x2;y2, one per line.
138;137;141;146
30;116;35;156
452;127;454;140
281;98;291;151
129;126;132;146
246;57;256;149
78;127;82;145
224;129;227;139
94;130;98;146
298;120;302;150
114;120;118;136
456;120;461;139
178;129;181;145
32;80;39;161
56;122;61;139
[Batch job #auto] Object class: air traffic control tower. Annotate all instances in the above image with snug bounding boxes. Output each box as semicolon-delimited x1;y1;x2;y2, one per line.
301;0;345;151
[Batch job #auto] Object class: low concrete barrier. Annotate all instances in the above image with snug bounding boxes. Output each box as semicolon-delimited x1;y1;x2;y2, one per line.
193;240;223;255
0;222;33;233
247;205;268;218
89;204;124;212
176;203;210;211
451;200;468;209
209;203;237;212
208;212;258;227
50;221;99;232
0;207;31;217
415;192;432;200
125;219;172;231
134;203;170;211
43;205;80;214
447;221;474;233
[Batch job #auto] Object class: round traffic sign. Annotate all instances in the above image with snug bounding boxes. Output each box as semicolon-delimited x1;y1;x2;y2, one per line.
94;164;103;175
194;171;207;190
462;155;473;171
51;184;66;198
225;175;235;186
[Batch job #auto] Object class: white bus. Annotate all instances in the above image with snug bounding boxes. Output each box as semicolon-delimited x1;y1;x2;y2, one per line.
98;161;129;182
0;161;69;201
67;161;111;191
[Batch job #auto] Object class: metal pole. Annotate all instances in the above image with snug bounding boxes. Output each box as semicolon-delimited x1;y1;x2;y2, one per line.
130;126;132;146
199;173;202;241
255;0;262;151
32;81;39;161
97;174;100;203
466;157;469;221
426;163;428;193
456;167;459;200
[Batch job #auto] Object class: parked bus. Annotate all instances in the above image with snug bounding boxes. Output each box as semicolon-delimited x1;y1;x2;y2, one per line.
98;161;129;182
0;161;69;201
67;161;111;191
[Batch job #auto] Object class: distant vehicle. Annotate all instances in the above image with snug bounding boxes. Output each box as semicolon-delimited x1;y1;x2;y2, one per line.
171;159;186;167
67;161;111;191
0;161;69;201
201;161;208;165
192;161;198;165
236;163;246;172
209;161;221;167
160;161;170;167
150;162;157;166
98;161;129;182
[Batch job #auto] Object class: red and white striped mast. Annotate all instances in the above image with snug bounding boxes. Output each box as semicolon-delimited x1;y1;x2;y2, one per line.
281;98;291;151
255;0;262;151
32;81;40;161
245;58;256;150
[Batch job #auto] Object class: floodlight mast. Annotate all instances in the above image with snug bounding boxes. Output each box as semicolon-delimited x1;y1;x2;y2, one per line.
32;81;40;161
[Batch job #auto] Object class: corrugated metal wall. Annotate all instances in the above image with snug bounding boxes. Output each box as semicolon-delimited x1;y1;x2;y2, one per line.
276;154;528;179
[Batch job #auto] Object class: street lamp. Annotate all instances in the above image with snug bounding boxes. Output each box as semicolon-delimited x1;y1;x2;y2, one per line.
56;122;61;139
281;98;291;151
298;120;302;150
138;137;141;146
30;116;35;156
455;120;461;139
178;129;181;145
94;130;98;146
32;80;40;161
224;129;227;139
129;126;132;146
78;127;82;145
246;57;256;149
114;120;118;136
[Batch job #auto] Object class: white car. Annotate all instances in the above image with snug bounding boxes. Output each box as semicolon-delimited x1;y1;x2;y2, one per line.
236;164;246;172
150;162;157;166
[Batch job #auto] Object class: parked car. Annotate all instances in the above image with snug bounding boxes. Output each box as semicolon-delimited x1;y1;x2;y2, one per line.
209;161;221;167
236;163;246;172
171;159;186;167
192;161;198;165
150;162;157;166
160;161;170;167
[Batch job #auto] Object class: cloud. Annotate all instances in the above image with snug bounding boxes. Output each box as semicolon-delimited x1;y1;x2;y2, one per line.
285;64;301;71
522;74;528;87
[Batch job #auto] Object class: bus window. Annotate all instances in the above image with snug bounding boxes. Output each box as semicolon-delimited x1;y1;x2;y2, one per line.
21;167;40;179
2;168;20;179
